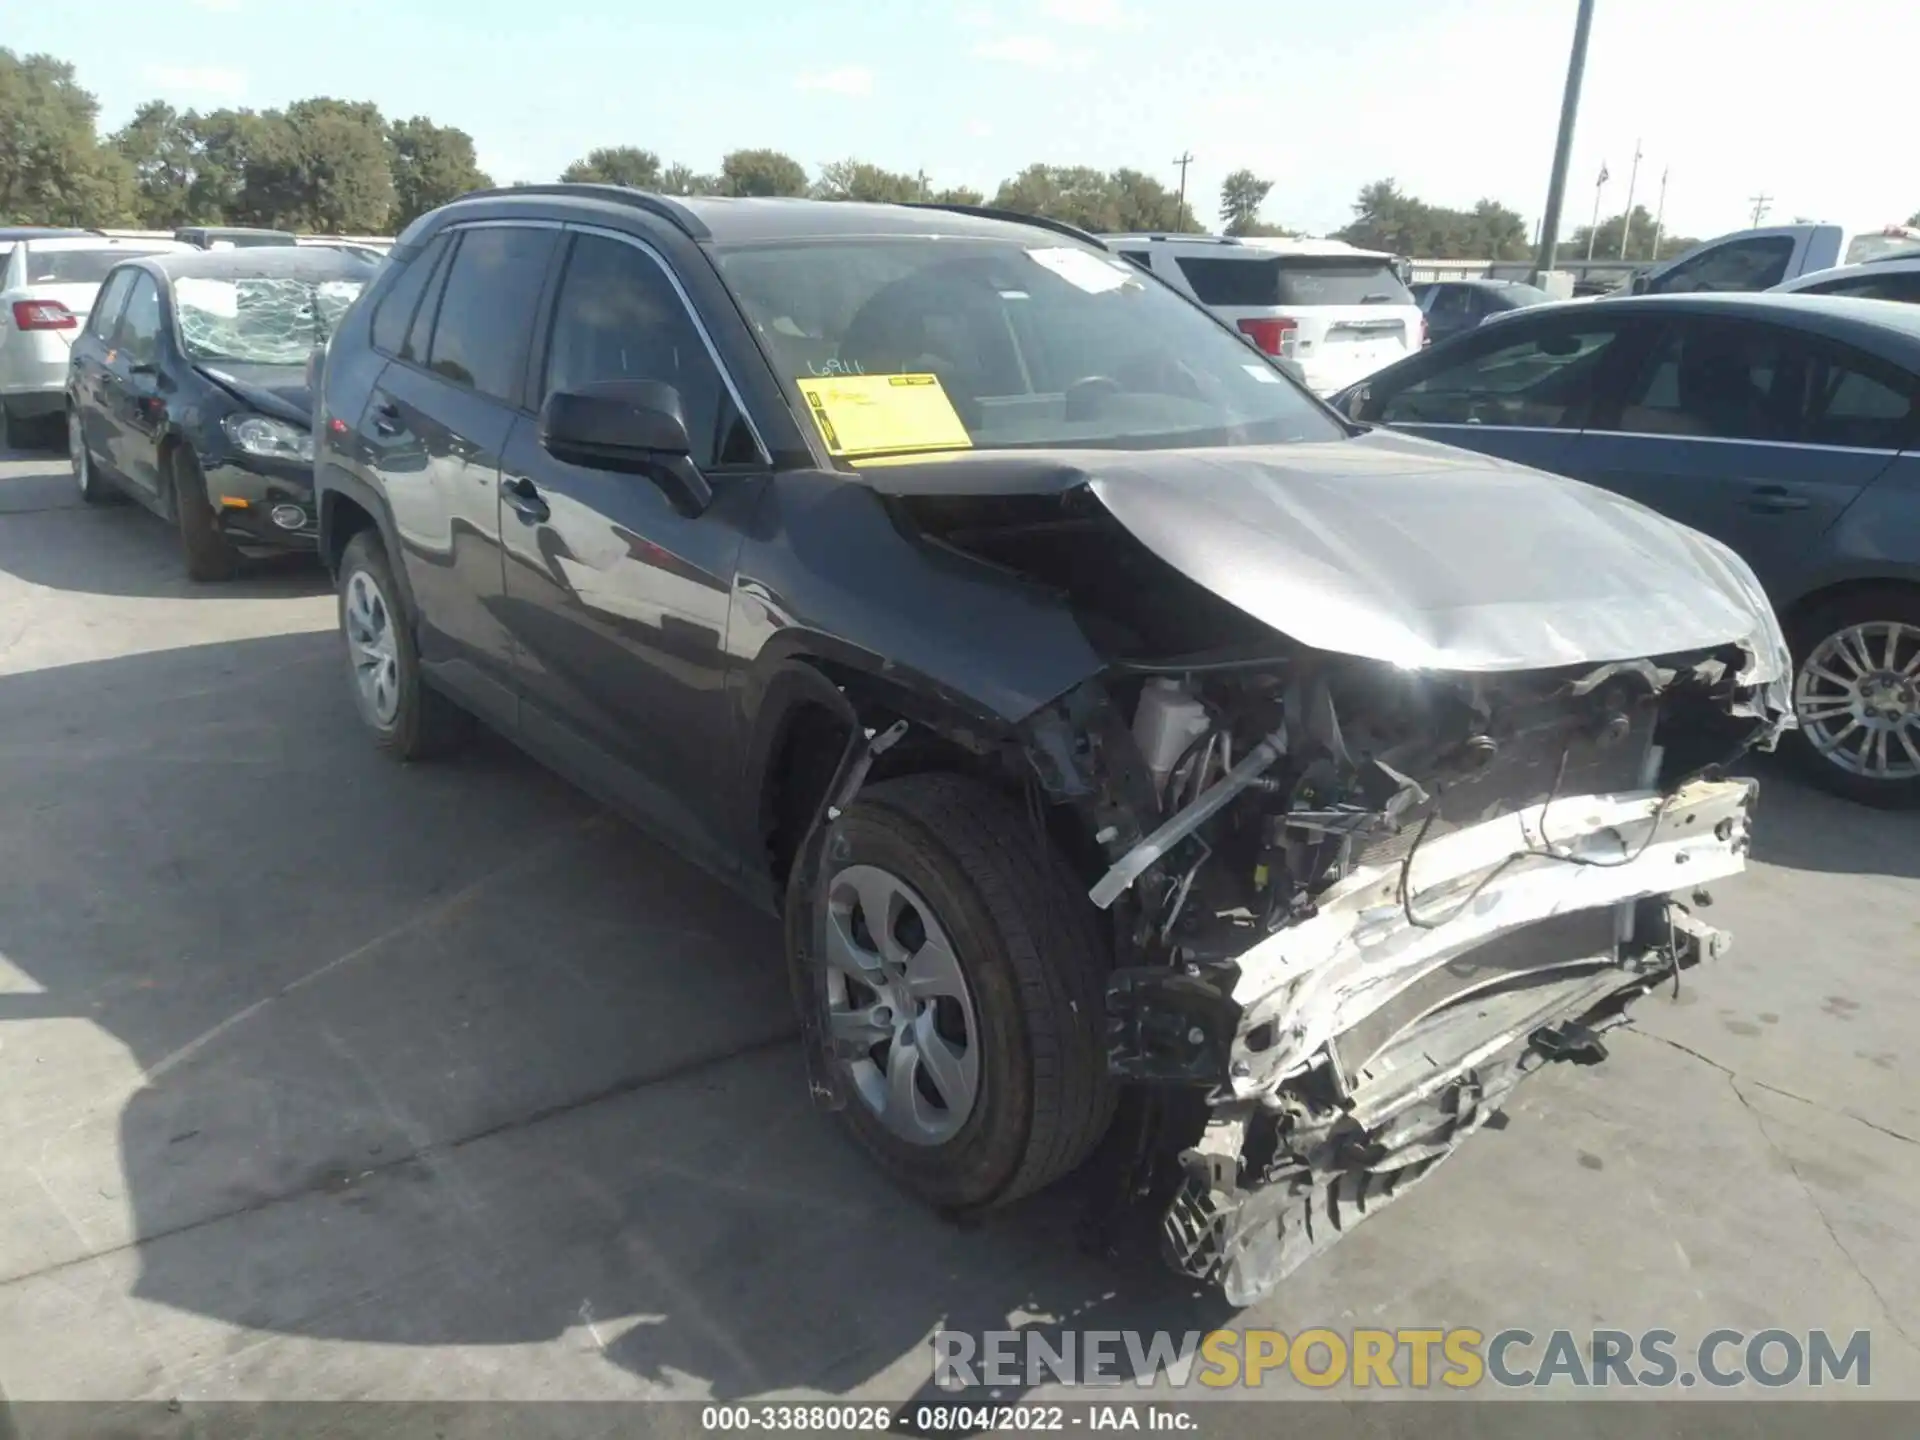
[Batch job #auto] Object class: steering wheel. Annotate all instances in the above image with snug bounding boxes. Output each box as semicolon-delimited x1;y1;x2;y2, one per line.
1064;374;1123;421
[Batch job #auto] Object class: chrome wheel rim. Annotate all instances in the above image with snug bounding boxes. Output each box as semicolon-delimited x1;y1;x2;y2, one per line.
69;411;88;494
343;568;401;727
1795;620;1920;781
822;864;980;1146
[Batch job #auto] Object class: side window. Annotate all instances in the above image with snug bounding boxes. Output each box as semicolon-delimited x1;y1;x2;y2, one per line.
1372;323;1621;427
1647;236;1796;294
1118;250;1153;272
88;269;136;340
371;233;450;356
1610;321;1915;448
424;226;559;404
114;275;164;367
1426;286;1472;322
1810;272;1920;304
541;232;755;468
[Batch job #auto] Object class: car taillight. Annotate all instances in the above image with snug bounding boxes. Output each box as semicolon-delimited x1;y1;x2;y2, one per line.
1236;316;1298;357
11;300;77;331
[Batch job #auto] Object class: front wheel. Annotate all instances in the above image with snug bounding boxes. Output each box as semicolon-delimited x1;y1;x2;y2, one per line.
798;773;1115;1212
169;446;238;581
1788;588;1920;809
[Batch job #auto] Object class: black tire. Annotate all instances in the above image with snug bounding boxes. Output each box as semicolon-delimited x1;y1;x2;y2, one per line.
68;407;116;505
800;773;1115;1212
337;529;473;760
168;446;239;582
1785;586;1920;809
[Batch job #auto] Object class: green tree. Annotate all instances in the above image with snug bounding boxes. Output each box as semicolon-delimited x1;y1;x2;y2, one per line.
928;184;984;207
388;116;490;228
1335;179;1533;260
561;145;661;188
991;164;1118;231
238;99;393;232
183;108;269;223
112;100;202;227
657;162;718;196
1218;168;1273;235
0;49;135;226
720;148;808;197
1109;167;1197;232
812;158;923;203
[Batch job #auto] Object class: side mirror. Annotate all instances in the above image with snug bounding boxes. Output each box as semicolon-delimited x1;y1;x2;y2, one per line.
1342;386;1371;421
1629;273;1651;295
539;379;713;517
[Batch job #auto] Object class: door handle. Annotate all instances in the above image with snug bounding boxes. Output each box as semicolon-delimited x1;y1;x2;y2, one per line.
1745;484;1810;514
372;400;402;437
501;475;550;523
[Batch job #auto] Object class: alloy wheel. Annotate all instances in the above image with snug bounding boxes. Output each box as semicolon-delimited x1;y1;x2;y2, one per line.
822;863;981;1146
344;567;402;727
1794;620;1920;781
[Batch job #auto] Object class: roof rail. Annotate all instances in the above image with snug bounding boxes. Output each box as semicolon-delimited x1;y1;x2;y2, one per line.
903;202;1110;250
451;183;710;241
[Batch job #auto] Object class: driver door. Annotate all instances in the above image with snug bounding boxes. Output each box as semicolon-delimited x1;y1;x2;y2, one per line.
103;272;169;501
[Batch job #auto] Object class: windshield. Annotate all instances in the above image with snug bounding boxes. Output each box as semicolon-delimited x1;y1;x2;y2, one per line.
174;275;366;365
24;247;167;285
713;237;1344;457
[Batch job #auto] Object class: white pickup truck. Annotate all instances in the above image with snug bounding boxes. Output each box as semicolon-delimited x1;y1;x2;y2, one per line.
1624;223;1920;295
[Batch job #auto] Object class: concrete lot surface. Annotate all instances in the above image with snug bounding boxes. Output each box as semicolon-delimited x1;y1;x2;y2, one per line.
1;446;1917;1415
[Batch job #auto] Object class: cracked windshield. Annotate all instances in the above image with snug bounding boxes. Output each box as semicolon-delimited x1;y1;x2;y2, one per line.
174;276;365;365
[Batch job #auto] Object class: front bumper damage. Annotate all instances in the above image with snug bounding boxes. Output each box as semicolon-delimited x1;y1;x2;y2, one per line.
1106;775;1755;1305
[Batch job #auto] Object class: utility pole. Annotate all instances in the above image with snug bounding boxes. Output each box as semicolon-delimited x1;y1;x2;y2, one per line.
1533;0;1598;284
1172;151;1194;228
1586;160;1610;261
1748;192;1773;227
1616;138;1642;258
1649;166;1669;260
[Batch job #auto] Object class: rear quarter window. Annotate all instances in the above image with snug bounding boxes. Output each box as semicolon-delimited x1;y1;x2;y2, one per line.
1176;255;1414;308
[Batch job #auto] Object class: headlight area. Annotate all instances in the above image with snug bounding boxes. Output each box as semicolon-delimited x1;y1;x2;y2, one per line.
222;413;314;465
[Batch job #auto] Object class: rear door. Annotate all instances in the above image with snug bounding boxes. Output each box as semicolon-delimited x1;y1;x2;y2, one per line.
1173;250;1423;394
1578;315;1912;600
358;221;561;731
69;266;136;465
1355;310;1646;476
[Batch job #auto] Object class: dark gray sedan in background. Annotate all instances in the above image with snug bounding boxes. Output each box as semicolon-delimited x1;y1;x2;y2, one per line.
1335;293;1920;807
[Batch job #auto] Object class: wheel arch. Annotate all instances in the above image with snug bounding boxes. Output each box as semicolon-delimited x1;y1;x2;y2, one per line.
316;464;420;622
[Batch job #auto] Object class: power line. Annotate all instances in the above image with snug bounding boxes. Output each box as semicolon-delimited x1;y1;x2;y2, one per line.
1748;192;1773;227
1172;151;1194;223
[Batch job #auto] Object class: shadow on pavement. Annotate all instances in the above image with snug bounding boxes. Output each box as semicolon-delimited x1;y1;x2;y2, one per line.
1742;750;1920;880
0;454;331;600
0;632;1227;1403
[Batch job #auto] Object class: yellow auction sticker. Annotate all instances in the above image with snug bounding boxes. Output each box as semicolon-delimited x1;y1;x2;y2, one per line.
795;373;973;458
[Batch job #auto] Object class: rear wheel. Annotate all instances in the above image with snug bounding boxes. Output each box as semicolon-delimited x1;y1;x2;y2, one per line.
70;409;116;505
169;446;239;582
1787;587;1920;809
799;773;1115;1212
337;529;472;760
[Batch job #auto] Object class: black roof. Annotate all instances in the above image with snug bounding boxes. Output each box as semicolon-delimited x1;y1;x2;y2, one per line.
1418;277;1544;291
429;184;1103;249
1536;291;1920;366
139;246;377;282
175;226;298;240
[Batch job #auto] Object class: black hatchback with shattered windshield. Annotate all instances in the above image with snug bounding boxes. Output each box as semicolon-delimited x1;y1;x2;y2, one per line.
65;245;374;580
312;185;1794;1305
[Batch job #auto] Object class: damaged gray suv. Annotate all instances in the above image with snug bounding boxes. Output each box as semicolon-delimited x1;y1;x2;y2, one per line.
313;186;1793;1305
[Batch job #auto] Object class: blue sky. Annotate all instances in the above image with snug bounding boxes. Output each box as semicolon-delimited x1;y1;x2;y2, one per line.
18;0;1917;242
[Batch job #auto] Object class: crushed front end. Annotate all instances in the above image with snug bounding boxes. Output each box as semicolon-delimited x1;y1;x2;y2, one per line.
1024;647;1775;1305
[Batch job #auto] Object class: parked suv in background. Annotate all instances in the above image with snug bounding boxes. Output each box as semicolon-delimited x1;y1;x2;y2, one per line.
1;234;189;446
1105;233;1424;394
312;185;1789;1304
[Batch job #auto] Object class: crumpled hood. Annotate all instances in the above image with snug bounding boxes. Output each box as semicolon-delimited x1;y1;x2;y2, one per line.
194;363;312;427
863;428;1794;731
